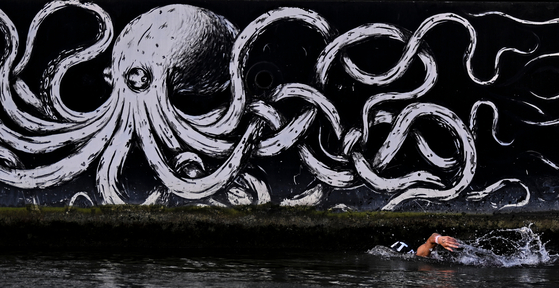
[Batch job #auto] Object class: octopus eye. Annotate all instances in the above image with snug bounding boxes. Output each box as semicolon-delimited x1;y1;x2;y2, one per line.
125;67;152;92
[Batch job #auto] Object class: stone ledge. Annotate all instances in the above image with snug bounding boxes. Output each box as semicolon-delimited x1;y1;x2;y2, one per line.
0;205;557;252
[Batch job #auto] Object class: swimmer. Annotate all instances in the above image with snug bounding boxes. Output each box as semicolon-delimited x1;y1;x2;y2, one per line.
390;233;460;257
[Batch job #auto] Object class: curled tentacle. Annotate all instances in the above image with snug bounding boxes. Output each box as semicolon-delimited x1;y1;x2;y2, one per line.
317;24;437;89
523;150;559;170
137;94;264;199
281;183;326;206
256;108;316;157
228;172;272;205
0;145;23;169
466;178;530;210
248;100;285;131
254;83;343;157
68;192;95;207
195;7;335;136
13;0;114;123
1;59;118;154
269;83;343;139
412;13;532;86
353;151;444;193
354;103;476;210
299;144;356;188
316;23;406;87
1;31;116;152
318;126;349;163
314;23;438;144
0;98;123;189
412;131;458;170
172;152;206;178
1;35;118;149
260;83;355;187
155;83;234;157
318;13;534;89
0;1;116;141
469;100;514;146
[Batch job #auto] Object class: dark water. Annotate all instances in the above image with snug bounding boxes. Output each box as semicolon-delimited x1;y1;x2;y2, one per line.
0;227;557;287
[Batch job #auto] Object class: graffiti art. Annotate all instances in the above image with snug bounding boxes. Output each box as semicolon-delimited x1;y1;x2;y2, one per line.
0;0;558;211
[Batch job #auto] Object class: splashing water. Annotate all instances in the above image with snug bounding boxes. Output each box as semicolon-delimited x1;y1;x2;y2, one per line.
368;226;558;267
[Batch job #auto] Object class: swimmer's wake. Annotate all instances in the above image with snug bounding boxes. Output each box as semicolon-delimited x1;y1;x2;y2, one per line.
368;226;557;267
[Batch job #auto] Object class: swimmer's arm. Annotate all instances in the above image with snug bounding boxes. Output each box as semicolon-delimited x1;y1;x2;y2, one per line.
416;233;460;257
416;233;439;257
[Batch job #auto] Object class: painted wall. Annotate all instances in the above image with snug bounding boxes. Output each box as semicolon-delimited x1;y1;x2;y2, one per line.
0;0;558;212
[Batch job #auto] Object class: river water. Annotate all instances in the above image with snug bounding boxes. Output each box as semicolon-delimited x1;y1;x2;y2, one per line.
0;227;557;287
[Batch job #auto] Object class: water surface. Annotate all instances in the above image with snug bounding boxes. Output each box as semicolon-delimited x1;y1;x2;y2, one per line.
0;227;557;287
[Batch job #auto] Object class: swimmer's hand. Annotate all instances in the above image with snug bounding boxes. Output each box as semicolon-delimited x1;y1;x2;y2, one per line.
417;233;460;257
438;236;460;252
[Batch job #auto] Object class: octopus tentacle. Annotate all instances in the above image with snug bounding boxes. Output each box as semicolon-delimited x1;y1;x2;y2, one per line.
96;97;132;205
316;24;435;87
314;24;438;146
359;30;436;143
0;145;23;169
10;79;93;133
466;178;530;210
468;11;559;25
257;83;353;185
269;83;343;139
366;110;457;169
318;13;533;88
366;103;476;210
12;0;114;123
469;100;514;146
143;86;182;152
0;4;121;190
155;84;234;157
194;7;335;136
0;98;123;189
0;1;114;137
68;192;95;207
0;37;117;153
297;132;359;188
256;108;316;157
318;126;349;163
176;107;226;127
137;96;264;199
0;63;118;154
412;131;458;169
299;144;356;188
248;100;285;131
316;23;406;87
411;13;534;86
238;172;271;205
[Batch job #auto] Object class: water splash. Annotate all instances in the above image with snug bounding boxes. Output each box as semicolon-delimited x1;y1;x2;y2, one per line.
368;226;558;267
439;226;556;267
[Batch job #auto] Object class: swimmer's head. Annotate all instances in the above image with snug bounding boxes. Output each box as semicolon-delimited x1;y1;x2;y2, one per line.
390;241;415;254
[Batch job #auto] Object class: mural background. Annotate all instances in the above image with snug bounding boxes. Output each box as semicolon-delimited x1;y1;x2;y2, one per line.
0;0;559;212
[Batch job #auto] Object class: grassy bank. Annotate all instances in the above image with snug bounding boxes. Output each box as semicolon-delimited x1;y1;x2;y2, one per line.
0;204;558;252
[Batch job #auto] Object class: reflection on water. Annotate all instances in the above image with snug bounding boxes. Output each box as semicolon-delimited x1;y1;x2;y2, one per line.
0;227;558;287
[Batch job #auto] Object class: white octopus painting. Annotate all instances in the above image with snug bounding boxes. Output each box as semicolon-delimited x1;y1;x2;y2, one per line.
0;0;558;212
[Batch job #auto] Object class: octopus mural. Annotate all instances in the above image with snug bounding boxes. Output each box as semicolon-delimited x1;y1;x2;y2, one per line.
0;0;558;211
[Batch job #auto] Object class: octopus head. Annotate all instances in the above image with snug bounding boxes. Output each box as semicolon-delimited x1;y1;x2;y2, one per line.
108;4;238;97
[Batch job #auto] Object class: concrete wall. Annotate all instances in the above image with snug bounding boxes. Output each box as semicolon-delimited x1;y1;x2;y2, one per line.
0;0;557;212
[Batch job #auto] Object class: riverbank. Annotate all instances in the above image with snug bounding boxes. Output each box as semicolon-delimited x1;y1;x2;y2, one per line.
1;205;558;252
